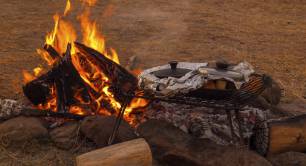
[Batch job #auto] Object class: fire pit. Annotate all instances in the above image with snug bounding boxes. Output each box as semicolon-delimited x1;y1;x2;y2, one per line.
1;0;306;165
18;0;271;149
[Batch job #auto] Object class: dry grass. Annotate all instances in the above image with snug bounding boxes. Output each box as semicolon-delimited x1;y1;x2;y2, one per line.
0;139;75;166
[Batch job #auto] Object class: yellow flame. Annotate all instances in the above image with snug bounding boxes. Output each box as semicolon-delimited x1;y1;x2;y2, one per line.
36;48;56;65
56;20;77;54
46;14;60;46
33;67;43;77
125;98;148;114
110;48;120;64
45;14;76;54
78;9;120;64
79;9;105;54
64;0;71;16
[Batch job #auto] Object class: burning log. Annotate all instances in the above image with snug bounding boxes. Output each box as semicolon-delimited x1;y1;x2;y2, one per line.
76;138;152;166
74;42;138;103
20;108;85;120
22;69;55;105
43;44;61;60
23;44;92;112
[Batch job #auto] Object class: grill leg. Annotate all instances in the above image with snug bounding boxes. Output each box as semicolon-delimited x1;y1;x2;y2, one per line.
235;109;244;145
108;100;129;145
226;110;235;142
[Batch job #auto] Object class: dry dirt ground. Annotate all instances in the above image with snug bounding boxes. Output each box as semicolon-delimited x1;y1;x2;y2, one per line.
0;0;306;165
0;0;306;102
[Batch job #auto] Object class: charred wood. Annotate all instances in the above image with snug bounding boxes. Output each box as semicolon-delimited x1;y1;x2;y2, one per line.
44;44;61;60
74;42;138;103
20;108;85;120
23;44;92;112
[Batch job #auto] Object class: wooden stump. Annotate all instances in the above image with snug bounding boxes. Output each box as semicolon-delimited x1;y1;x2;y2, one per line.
76;138;152;166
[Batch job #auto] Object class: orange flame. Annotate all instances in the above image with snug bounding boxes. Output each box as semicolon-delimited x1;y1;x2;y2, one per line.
22;70;35;83
81;0;97;6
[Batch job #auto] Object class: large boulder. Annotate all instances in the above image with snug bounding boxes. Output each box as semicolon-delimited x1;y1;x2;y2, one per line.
80;116;137;147
0;116;48;147
138;119;271;166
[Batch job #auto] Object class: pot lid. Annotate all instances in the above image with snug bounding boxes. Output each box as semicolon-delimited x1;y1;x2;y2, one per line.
152;61;191;78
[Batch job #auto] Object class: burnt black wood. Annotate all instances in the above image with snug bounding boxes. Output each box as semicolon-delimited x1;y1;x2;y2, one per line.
23;44;92;113
43;44;61;60
20;108;85;120
74;42;138;103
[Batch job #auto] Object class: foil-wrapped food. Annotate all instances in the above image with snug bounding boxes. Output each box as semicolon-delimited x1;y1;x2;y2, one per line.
138;61;255;97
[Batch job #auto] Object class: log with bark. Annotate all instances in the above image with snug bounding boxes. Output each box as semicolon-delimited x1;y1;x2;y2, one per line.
74;42;138;103
76;138;152;166
267;114;306;155
23;43;138;113
20;108;85;120
23;44;92;112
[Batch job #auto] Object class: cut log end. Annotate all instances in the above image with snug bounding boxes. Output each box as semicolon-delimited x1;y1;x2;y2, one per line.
76;138;152;166
267;114;306;155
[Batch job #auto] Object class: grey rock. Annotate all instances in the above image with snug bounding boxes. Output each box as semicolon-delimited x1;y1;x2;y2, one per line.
138;119;271;166
0;116;48;147
50;121;80;150
261;80;282;106
80;116;137;147
268;151;306;166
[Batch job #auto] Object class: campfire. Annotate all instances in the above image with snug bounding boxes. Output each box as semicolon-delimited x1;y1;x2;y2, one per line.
1;0;306;165
22;0;148;126
20;0;273;149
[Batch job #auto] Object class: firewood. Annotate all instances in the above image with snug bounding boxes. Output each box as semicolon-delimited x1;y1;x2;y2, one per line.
23;44;92;112
22;71;55;105
267;114;306;155
44;44;61;60
74;42;138;102
76;138;152;166
20;108;85;120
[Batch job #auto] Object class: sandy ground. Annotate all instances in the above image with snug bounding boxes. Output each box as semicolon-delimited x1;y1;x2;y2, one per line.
1;0;306;101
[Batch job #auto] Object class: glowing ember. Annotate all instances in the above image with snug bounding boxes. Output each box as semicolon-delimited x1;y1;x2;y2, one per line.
23;0;148;125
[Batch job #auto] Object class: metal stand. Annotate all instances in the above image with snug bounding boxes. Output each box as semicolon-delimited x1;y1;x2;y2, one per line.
108;100;129;145
226;110;235;140
226;109;244;145
235;109;245;145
